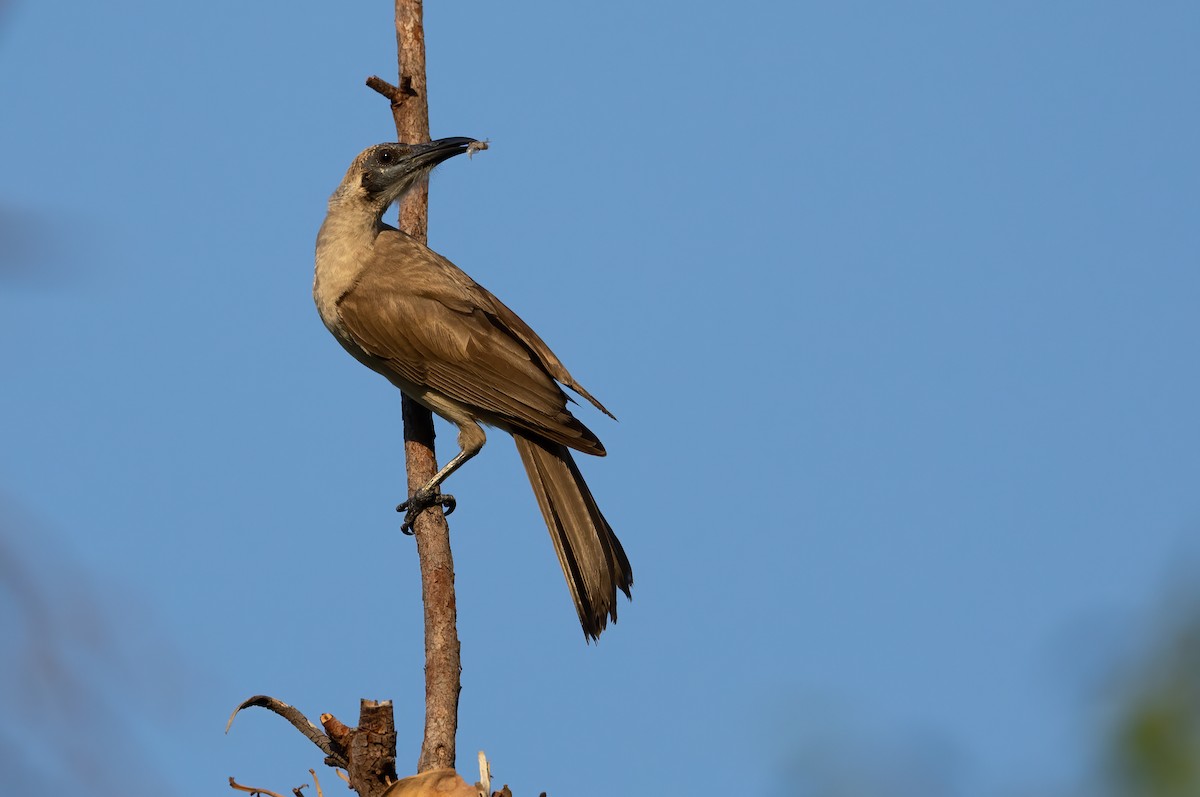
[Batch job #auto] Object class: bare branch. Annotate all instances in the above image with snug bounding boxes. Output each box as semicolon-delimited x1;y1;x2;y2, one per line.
226;695;348;769
370;0;462;774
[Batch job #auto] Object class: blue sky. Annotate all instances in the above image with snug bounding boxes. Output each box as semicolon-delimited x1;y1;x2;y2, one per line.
2;2;1198;796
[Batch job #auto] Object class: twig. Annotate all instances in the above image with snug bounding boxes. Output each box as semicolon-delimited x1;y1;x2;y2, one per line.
366;75;418;106
476;751;491;796
310;769;325;797
228;776;289;797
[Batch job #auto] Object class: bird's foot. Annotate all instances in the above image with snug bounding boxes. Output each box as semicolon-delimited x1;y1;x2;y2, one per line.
396;488;456;535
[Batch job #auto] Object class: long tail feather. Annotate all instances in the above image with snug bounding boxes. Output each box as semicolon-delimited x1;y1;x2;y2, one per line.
512;433;633;640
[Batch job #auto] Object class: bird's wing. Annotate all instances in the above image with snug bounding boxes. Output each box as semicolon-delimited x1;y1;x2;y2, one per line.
335;230;606;455
476;285;615;420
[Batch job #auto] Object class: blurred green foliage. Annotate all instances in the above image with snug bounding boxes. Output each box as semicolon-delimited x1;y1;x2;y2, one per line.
1108;608;1200;797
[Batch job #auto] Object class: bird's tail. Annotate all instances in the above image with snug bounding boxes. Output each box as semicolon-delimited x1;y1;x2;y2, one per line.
512;433;633;641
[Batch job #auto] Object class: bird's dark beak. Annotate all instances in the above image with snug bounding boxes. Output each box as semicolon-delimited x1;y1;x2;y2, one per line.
407;137;479;169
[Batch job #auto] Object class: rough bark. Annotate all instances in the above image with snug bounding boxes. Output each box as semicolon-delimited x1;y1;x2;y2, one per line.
322;701;400;797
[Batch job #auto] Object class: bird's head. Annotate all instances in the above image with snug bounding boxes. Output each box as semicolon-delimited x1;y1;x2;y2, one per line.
331;137;481;213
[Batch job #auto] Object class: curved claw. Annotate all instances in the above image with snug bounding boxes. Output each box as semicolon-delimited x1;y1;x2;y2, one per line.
396;489;456;535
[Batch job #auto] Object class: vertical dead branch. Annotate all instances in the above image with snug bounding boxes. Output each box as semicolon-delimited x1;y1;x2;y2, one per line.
378;0;461;774
230;6;462;793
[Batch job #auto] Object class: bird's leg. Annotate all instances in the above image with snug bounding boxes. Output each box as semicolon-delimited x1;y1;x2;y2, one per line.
396;450;467;534
397;422;486;534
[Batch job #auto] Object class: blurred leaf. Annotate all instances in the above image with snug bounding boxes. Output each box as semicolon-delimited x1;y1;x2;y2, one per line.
1107;603;1200;797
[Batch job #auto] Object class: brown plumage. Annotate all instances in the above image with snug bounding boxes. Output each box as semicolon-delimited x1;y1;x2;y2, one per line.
314;139;632;640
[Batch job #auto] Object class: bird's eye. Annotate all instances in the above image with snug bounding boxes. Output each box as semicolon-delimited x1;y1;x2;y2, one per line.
378;150;394;164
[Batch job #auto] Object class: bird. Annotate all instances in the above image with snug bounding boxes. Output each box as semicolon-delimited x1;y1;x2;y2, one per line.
314;138;632;640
